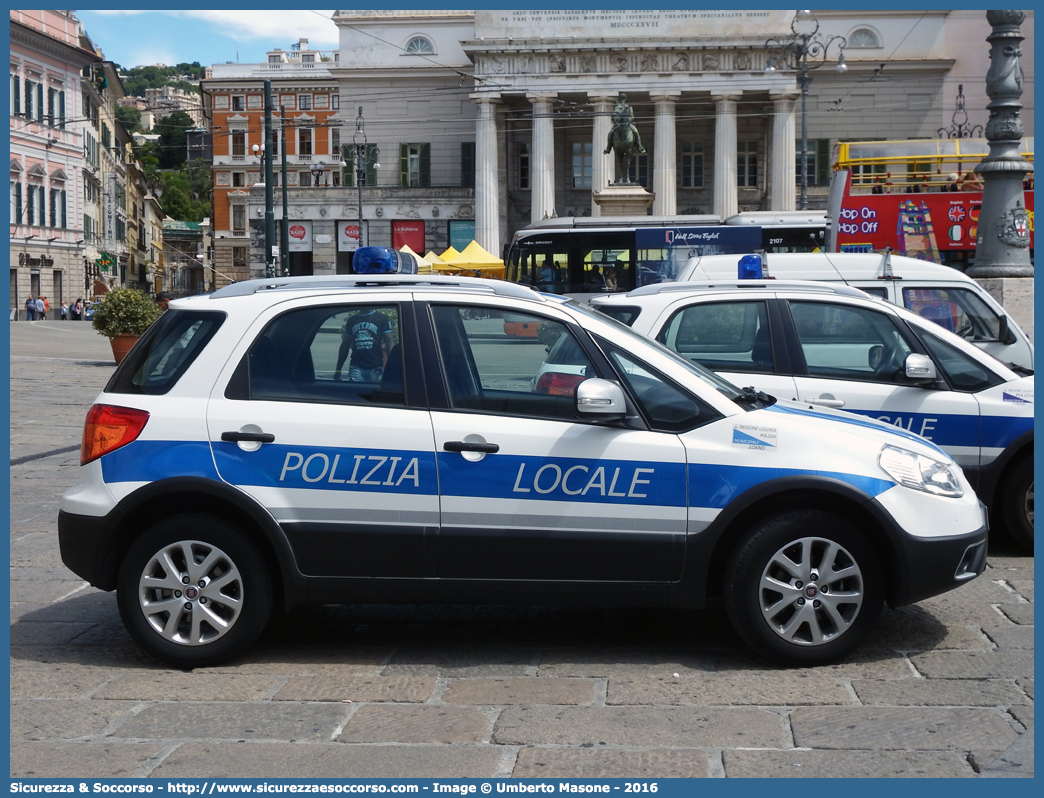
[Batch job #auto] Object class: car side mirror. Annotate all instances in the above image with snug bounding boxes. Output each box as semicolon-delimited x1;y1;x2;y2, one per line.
575;378;628;416
904;353;937;384
998;314;1017;345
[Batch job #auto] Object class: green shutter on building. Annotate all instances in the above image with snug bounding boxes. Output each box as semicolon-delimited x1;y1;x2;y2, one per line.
461;142;475;187
13;75;20;115
816;139;831;185
399;143;408;187
419;143;430;187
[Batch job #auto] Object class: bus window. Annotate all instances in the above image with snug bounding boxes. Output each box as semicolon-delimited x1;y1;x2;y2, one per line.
534;253;570;294
582;248;631;293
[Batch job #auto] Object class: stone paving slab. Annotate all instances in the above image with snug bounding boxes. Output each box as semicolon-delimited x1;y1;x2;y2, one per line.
707;650;913;679
11;699;140;741
790;706;1020;750
997;603;1034;625
983;625;1035;649
94;673;283;702
536;650;708;678
851;678;1027;707
150;742;504;778
10;593;116;624
1008;703;1033;729
723;749;976;778
909;649;1035;679
512;747;712;778
10;581;88;604
273;674;437;703
199;647;389;676
10;741;170;779
10;662;115;699
9;619;99;645
864;604;991;650
493;706;787;748
337;704;492;743
441;677;598;705
382;649;537;677
112;701;350;742
607;672;853;706
1016;677;1033;700
1008;578;1034;600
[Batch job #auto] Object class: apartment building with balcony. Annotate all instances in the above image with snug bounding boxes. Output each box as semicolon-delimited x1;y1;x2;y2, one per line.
201;38;341;285
10;10;99;313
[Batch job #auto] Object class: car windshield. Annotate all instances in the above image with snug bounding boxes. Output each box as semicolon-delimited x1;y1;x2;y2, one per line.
572;300;745;402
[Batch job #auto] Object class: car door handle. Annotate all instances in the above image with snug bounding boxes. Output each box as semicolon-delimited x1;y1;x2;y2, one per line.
444;441;499;454
810;398;845;408
221;431;276;443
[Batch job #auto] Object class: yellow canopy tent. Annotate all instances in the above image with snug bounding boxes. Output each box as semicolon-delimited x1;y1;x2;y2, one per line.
424;251;445;264
398;244;434;273
433;240;505;278
438;245;461;263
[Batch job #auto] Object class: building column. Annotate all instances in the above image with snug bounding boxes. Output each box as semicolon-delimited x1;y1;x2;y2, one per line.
650;91;681;216
713;93;740;221
471;92;501;255
528;92;557;222
589;92;615;215
770;92;798;211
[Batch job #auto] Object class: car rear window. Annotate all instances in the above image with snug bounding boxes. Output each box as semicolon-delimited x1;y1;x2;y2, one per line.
106;310;226;395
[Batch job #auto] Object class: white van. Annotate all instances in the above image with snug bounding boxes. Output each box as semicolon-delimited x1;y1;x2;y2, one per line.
676;251;1034;372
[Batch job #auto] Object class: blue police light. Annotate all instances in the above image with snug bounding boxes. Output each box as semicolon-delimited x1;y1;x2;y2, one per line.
738;254;763;280
352;246;419;274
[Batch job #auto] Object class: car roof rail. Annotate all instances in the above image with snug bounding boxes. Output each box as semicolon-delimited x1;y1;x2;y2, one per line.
210;274;542;301
623;279;871;299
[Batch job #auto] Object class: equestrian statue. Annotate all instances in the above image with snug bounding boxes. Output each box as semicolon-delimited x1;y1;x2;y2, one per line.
603;93;646;184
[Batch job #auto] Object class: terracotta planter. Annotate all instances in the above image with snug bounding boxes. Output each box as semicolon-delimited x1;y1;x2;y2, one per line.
109;334;140;365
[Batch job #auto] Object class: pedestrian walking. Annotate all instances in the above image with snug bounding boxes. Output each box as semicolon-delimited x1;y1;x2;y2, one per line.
72;298;83;321
24;295;35;321
34;296;45;320
60;302;69;320
41;296;50;320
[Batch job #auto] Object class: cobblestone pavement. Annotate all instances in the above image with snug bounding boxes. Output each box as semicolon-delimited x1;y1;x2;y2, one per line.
9;320;1033;779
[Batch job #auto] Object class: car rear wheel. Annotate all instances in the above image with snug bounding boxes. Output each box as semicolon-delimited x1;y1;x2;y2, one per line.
117;514;272;668
725;510;883;666
1001;457;1033;553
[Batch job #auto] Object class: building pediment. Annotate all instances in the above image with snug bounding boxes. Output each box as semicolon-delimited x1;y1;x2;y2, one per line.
50;168;68;182
10;158;22;173
27;164;47;178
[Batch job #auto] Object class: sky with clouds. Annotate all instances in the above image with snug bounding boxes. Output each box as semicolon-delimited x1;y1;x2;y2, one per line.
76;10;340;69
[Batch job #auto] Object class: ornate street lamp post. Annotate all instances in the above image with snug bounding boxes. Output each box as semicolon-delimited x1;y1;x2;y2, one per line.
346;106;380;254
310;162;326;187
938;85;984;140
766;10;847;210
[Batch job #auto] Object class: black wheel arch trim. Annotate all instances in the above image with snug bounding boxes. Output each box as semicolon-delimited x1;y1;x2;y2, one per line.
90;477;307;607
671;474;917;608
969;429;1033;508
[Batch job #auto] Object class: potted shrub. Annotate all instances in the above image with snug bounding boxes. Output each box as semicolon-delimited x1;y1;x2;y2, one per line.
91;288;161;364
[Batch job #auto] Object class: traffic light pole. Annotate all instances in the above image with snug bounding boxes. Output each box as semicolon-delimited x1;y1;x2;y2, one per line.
280;105;289;275
263;80;275;278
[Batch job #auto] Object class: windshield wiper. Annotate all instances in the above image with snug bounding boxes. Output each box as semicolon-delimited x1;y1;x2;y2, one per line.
733;386;777;408
1006;362;1034;376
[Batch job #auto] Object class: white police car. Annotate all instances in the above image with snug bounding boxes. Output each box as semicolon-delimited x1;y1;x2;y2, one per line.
59;249;988;668
591;280;1033;551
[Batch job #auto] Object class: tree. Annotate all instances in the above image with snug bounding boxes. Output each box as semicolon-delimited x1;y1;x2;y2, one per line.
115;104;141;134
154;110;195;170
158;182;192;221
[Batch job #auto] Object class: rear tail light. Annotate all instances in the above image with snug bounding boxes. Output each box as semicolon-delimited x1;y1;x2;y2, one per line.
535;372;586;396
81;404;150;465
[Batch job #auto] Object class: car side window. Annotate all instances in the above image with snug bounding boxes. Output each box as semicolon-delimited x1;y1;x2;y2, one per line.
903;287;1003;342
658;300;774;374
606;347;706;433
918;330;1004;393
790;301;913;384
229;304;403;405
430;305;595;419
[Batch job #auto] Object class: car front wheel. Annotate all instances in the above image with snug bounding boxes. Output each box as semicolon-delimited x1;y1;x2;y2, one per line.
117;514;272;668
725;510;883;666
1001;457;1033;553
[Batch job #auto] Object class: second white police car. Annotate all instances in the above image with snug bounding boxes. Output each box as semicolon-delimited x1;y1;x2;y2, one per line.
590;279;1034;552
60;249;988;668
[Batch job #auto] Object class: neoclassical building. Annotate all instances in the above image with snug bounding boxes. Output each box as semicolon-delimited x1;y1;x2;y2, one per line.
211;9;1033;278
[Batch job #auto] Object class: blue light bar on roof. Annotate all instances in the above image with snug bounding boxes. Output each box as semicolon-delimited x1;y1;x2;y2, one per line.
738;254;763;280
352;246;419;274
